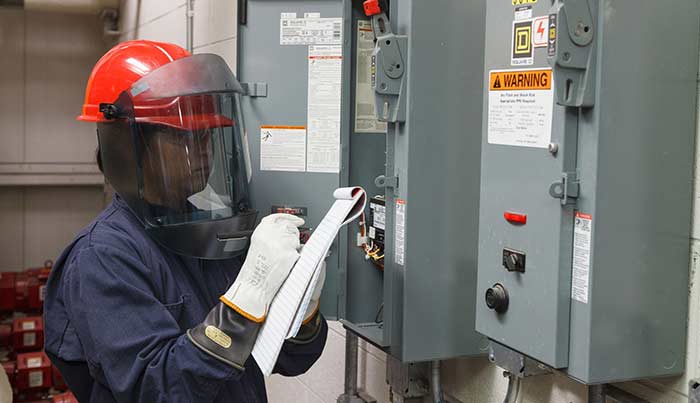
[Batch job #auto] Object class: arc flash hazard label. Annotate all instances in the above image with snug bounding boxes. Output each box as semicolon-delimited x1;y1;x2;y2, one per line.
488;68;554;148
490;69;551;91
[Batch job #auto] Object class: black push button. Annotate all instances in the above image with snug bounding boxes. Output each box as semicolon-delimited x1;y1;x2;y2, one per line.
485;283;509;314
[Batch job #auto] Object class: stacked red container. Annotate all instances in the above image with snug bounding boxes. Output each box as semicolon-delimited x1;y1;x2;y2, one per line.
16;351;52;391
0;323;11;346
0;271;16;311
12;317;44;352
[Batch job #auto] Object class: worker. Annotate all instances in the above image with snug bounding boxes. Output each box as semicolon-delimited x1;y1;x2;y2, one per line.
43;40;328;403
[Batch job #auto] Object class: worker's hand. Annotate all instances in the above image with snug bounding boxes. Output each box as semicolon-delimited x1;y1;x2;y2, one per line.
222;213;305;322
187;213;304;369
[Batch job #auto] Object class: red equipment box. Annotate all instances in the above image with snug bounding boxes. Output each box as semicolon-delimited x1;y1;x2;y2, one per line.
12;317;44;352
0;323;11;347
27;262;52;311
14;272;30;311
16;351;52;391
52;391;77;403
0;272;16;311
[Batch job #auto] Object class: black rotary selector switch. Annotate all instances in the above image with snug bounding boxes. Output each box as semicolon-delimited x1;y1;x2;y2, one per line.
485;283;509;314
502;248;526;273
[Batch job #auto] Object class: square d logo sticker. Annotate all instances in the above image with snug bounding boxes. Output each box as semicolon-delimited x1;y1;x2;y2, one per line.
511;20;533;66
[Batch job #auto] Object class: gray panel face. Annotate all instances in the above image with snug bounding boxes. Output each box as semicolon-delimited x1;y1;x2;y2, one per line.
387;0;487;361
476;0;574;368
344;13;386;326
565;0;698;383
238;0;346;318
477;0;699;383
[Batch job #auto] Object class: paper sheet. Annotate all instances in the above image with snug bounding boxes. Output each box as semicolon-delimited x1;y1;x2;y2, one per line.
252;187;367;376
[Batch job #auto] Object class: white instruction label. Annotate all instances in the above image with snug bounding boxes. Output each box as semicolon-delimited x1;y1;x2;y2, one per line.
395;199;406;266
22;321;36;330
355;20;387;134
23;332;36;347
26;357;42;368
260;126;306;172
371;203;386;230
572;212;592;304
28;370;43;388
488;68;553;148
280;17;342;45
307;45;343;173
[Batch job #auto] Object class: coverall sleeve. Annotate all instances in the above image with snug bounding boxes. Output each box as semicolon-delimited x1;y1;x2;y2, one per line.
63;244;240;403
273;314;328;376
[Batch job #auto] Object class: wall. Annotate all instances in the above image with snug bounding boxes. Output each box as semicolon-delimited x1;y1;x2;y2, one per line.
113;2;700;403
0;9;108;271
118;0;237;71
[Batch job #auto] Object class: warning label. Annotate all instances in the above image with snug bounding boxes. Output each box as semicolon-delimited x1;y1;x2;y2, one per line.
532;16;549;47
395;199;406;266
572;212;592;304
490;69;551;91
488;68;554;148
512;0;537;5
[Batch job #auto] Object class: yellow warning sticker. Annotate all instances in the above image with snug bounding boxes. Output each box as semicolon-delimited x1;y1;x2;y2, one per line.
512;0;537;4
489;69;552;91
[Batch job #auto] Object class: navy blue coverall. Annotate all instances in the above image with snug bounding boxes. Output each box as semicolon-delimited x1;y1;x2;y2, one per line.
43;195;328;403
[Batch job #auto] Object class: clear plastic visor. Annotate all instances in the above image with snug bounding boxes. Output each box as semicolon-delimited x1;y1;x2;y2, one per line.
108;55;251;227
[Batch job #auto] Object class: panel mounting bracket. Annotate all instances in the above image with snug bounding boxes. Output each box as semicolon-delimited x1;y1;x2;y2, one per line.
241;82;268;98
548;0;597;108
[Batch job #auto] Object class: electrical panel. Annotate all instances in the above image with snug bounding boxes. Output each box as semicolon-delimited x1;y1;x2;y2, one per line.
238;0;487;362
475;0;699;383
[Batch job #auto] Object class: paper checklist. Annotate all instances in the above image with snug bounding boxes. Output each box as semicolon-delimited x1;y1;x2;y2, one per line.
252;187;367;376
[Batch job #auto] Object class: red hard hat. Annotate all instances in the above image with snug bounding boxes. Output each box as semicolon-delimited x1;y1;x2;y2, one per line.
78;40;190;123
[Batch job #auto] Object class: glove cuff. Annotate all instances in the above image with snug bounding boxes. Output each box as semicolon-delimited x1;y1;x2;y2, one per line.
289;311;323;345
187;302;261;369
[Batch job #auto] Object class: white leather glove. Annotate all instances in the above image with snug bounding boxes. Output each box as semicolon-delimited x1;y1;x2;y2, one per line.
221;213;304;322
0;361;10;403
302;260;326;323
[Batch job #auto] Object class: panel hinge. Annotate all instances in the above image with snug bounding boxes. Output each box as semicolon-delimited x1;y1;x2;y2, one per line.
375;175;398;189
548;0;597;108
549;171;579;205
241;82;268;97
370;13;407;123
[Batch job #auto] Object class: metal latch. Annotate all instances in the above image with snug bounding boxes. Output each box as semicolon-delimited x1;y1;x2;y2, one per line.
375;175;398;189
364;0;407;123
241;82;268;98
549;172;579;205
548;0;597;108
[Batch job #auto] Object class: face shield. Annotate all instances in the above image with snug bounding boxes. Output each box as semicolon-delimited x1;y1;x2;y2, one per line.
97;54;256;259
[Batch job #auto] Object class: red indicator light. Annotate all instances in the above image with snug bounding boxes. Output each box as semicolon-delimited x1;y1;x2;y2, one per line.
504;212;527;225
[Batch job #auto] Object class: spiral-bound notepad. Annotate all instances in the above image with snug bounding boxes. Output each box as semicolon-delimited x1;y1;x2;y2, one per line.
252;187;367;376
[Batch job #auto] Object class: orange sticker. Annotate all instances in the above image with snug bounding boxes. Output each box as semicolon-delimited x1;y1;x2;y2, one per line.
490;69;552;91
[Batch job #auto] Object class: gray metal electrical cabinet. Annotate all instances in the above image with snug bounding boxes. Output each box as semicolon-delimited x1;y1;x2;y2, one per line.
237;0;487;362
475;0;699;383
342;0;488;362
